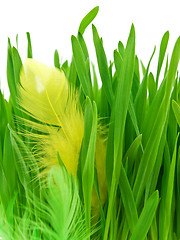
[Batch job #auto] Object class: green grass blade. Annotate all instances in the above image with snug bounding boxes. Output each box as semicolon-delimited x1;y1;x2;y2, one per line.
71;35;92;98
172;99;180;126
77;32;92;85
2;127;17;198
0;91;9;146
124;134;142;176
7;39;17;105
78;6;99;35
160;135;178;240
81;98;97;230
156;31;169;86
68;57;77;85
140;60;146;76
128;94;141;137
91;63;100;106
141;76;166;146
133;97;167;207
148;72;156;105
54;49;60;69
12;47;22;86
0;153;10;210
131;56;140;100
145;121;167;200
134;37;180;207
134;46;156;127
130;191;159;240
167;80;178;156
104;24;135;239
105;112;115;189
165;36;180;101
77;32;89;61
92;24;114;107
118;41;124;58
26;32;33;58
7;41;22;116
119;166;138;233
113;24;135;164
177;147;180;238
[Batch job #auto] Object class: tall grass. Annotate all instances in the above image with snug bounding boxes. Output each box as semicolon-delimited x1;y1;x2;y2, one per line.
0;6;180;239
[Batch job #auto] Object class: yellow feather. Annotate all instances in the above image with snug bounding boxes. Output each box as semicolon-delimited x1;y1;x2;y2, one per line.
19;59;84;176
18;59;107;215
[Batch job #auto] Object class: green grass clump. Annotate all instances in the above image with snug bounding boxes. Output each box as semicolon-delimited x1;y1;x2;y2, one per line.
1;6;180;240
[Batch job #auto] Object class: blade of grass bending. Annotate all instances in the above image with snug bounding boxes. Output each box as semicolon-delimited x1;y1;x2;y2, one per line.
156;31;169;87
130;191;159;240
103;24;135;240
78;6;99;35
71;35;92;99
26;32;33;58
133;36;180;208
92;24;114;107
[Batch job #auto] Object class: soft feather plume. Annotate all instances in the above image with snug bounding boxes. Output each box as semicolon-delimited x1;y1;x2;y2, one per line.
18;59;107;217
18;58;84;177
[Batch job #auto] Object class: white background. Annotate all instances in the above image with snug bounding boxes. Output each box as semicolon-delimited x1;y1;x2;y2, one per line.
0;0;180;99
